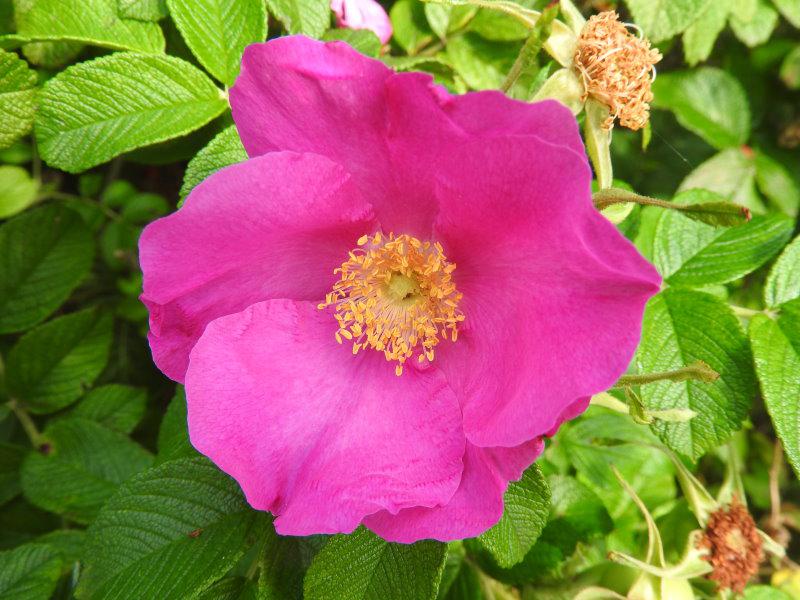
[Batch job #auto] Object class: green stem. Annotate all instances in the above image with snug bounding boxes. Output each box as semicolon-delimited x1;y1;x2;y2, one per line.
729;304;771;319
501;4;558;92
6;399;45;448
43;191;121;221
615;361;719;387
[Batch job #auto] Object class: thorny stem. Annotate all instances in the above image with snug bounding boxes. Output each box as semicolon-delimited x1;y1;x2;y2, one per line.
6;398;45;448
615;360;719;387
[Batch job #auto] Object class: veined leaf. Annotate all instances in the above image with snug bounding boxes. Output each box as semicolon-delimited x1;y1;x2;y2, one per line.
0;204;94;333
61;384;148;434
167;0;266;86
765;235;800;308
730;0;778;47
304;527;447;600
20;419;153;523
180;125;246;201
0;49;37;151
623;0;711;43
682;0;730;65
14;0;165;53
638;289;756;459
0;543;61;600
6;309;114;414
478;465;550;568
77;457;263;600
0;165;39;219
36;52;227;172
266;0;331;39
679;148;764;213
750;315;800;479
654;192;793;286
652;68;750;149
118;0;168;21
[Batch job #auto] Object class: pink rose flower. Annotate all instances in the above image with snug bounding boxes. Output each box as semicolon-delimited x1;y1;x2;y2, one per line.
139;36;660;542
331;0;392;44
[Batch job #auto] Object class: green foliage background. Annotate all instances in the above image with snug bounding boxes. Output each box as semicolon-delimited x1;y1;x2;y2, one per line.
0;0;798;598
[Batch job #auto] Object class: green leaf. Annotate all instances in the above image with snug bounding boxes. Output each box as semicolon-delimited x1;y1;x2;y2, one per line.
754;150;800;216
76;457;262;600
780;45;800;90
0;443;25;506
167;0;266;86
559;411;675;519
180;125;247;200
638;289;756;458
652;68;750;149
322;29;382;57
63;384;147;434
679;148;764;213
469;9;529;41
682;0;731;66
196;577;256;600
424;4;451;39
0;49;37;151
21;419;153;523
156;387;196;464
304;527;447;600
0;543;62;600
446;33;518;90
391;0;435;54
773;0;800;27
743;585;793;599
14;0;165;53
21;41;85;69
7;309;114;414
0;165;38;219
35;529;86;570
765;235;800;308
36;52;227;173
266;0;331;39
118;0;168;21
730;0;778;47
623;0;711;43
750;315;800;481
478;465;550;568
653;191;793;286
259;524;322;600
0;204;95;333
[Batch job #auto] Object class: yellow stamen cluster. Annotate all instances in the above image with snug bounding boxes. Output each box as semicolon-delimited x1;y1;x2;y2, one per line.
574;11;661;131
319;233;464;376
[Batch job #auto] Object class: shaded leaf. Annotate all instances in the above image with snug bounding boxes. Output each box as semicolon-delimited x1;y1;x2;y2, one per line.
0;543;61;600
180;125;246;200
0;204;94;333
21;419;153;523
0;49;37;151
7;310;114;414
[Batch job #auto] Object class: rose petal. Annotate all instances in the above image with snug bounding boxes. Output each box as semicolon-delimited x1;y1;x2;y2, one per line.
364;440;543;542
185;299;466;536
432;133;661;448
331;0;393;43
139;151;375;382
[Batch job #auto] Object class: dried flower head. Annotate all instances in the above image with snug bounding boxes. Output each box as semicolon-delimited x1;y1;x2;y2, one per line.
698;497;764;593
574;11;661;131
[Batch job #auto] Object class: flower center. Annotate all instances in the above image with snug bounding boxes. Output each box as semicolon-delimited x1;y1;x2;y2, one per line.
574;11;661;131
319;232;464;376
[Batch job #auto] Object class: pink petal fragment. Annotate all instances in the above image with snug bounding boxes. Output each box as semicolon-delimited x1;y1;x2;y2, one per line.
364;440;543;543
331;0;392;43
139;151;375;382
185;299;466;536
432;134;661;448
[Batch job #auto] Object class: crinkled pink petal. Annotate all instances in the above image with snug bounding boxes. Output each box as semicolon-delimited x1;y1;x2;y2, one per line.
331;0;392;43
364;440;543;542
431;131;661;448
139;152;375;382
185;299;466;536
